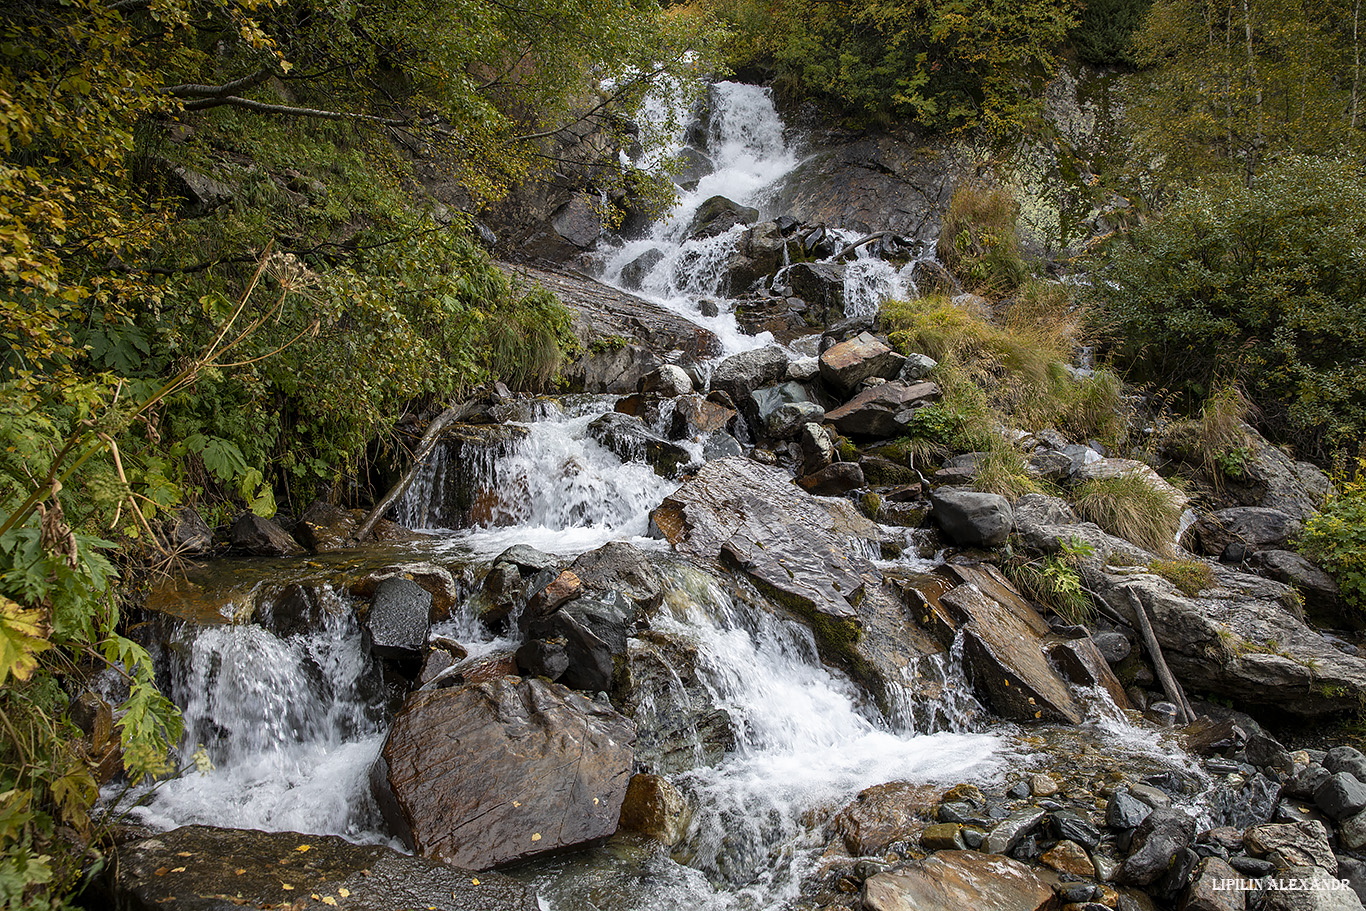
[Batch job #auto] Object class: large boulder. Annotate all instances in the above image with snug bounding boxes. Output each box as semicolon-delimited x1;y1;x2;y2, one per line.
1085;564;1366;715
786;261;847;319
710;346;790;426
364;577;432;660
295;500;359;552
587;412;692;478
649;457;879;661
688;195;758;238
819;331;905;393
526;594;634;693
101;825;536;911
825;380;941;438
1185;507;1302;557
375;677;636;869
828;781;939;855
862;850;1055;911
724;220;790;291
569;541;664;608
930;488;1014;547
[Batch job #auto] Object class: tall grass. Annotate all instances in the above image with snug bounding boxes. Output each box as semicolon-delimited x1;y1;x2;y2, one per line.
936;182;1028;294
1073;474;1185;556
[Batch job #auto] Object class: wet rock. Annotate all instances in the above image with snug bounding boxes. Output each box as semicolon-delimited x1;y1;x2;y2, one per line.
1285;764;1332;800
1041;839;1096;877
932;564;1082;723
1183;856;1245;911
569;542;663;608
899;352;937;382
688;195;758;238
1146;701;1179;726
496;544;562;574
650;458;879;666
520;569;584;630
639;364;693;396
1031;773;1060;797
825;380;941;438
818;331;905;393
515;638;569;681
1051;809;1103;848
619;629;736;775
930;488;1013;547
1315;772;1366;819
1045;635;1134;710
587;412;692;478
786;261;847;318
527;595;633;693
798;462;866;496
702;431;743;461
1130;782;1174;809
376;677;635;869
551;192;603;248
985;806;1047;854
1326;747;1366;781
296;501;359;552
1244;821;1336;873
229;512;305;556
1186;508;1302;558
1122;808;1197;886
101;824;536;911
725;221;791;292
1184;718;1250;756
351;563;460;621
1093;631;1133;664
863;849;1054;911
619;248;665;291
829;780;939;855
1259;866;1365;911
618;773;690;846
365;577;432;661
767;401;825;439
921;822;967;851
710;345;790;424
469;562;525;627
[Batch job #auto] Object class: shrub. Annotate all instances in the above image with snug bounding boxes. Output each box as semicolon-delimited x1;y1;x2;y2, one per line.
937;184;1029;294
1073;473;1185;555
1300;459;1366;615
1088;155;1366;463
1007;536;1097;624
1161;383;1256;489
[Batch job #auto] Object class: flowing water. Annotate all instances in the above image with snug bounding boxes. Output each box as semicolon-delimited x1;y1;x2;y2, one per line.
120;81;1213;910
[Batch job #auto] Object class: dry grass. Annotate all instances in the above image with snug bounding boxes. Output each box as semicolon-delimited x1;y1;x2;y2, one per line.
1073;474;1185;556
936;182;1028;294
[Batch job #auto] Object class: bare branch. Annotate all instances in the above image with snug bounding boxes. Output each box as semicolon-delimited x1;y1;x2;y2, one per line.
180;94;408;125
160;67;272;99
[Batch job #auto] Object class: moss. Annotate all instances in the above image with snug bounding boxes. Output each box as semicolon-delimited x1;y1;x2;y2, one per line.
1147;558;1215;597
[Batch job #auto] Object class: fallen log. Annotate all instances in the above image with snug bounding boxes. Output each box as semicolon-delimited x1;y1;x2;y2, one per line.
353;401;472;542
1124;586;1194;723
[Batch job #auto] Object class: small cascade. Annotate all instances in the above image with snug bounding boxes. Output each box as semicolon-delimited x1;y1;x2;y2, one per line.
130;589;390;840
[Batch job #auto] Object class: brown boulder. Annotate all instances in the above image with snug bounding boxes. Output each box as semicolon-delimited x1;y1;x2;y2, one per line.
825;381;941;438
829;781;939;855
818;331;905;393
863;850;1055;911
618;773;691;846
376;677;635;870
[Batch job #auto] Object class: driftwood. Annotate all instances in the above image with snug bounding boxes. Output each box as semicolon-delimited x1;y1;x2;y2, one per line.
831;231;898;262
1124;586;1194;723
353;401;471;542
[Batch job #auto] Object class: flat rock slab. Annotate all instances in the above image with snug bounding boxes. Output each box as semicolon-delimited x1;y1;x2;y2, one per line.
863;849;1055;911
104;825;536;911
377;676;635;869
825;380;941;438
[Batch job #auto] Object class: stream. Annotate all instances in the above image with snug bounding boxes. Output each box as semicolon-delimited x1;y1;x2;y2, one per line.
120;82;1219;910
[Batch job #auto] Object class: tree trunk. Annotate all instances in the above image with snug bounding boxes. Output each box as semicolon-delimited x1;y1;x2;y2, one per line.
353;402;472;542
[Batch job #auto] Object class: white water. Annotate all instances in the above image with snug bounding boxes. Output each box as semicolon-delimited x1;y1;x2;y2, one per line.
600;81;801;355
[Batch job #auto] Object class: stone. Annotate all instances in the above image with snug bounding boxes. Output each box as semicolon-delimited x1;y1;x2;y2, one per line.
587;412;692;478
1285;764;1332;799
365;577;432;660
1183;857;1245;911
375;677;635;870
470;562;525;627
1314;771;1366;819
984;807;1047;854
668;393;735;440
495;544;561;574
798;462;866;496
164;506;213;554
1122;808;1197;887
825;380;942;438
899;352;938;382
515;638;569;681
1252;550;1340;615
618;773;690;846
863;850;1054;911
1073;458;1190;513
687;194;758;238
1258;866;1365;911
703;431;743;461
1093;631;1133;664
725;221;790;291
550;192;603;248
1051;809;1103;848
527;596;633;693
295;500;358;552
930;488;1013;547
799;422;835;476
935;565;1083;724
710;345;790;424
819;331;905;393
569;541;664;607
1326;747;1366;781
1030;449;1076;483
1146;701;1180;726
829;781;939;855
520;569;584;631
786;355;820;382
229;512;304;556
921;822;967;851
1041;840;1096;878
1339;806;1366;851
1045;635;1135;711
619;248;665;290
1184;719;1250;756
649;458;880;667
786;261;847;316
639;364;693;396
100;825;536;911
1130;782;1173;809
1031;773;1060;797
1186;507;1302;557
1244;821;1336;873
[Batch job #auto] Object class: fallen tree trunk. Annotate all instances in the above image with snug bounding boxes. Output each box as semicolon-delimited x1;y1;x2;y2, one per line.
1125;586;1194;723
353;402;471;542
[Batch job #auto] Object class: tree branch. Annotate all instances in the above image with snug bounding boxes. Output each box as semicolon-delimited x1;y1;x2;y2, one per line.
179;94;408;125
160;67;272;99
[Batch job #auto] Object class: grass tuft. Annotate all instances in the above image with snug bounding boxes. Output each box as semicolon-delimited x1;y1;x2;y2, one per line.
1073;474;1185;556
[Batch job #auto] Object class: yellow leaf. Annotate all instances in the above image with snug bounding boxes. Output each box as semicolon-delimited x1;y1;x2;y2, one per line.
171;867;186;873
531;833;541;842
282;883;294;891
321;898;337;906
295;844;311;852
338;888;350;897
0;596;50;685
471;879;479;886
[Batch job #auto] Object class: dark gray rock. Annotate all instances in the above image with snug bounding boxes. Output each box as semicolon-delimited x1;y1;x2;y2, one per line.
799;422;835;476
688;195;758;238
703;431;744;461
984;807;1047;854
798;462;866;496
620;249;665;290
1244;821;1336;873
1122;807;1197;887
587;412;692;478
930;488;1013;547
495;544;561;574
1326;747;1366;782
528;596;632;693
825;380;941;438
1050;809;1102;848
899;352;938;382
569;542;663;608
164;507;214;554
1315;771;1366;819
1285;764;1332;799
1093;631;1133;664
710;345;790;425
1186;507;1302;557
366;577;432;660
229;512;304;557
785;261;847;318
515;638;569;681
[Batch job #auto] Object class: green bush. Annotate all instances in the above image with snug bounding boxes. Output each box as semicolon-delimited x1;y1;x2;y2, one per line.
937;184;1029;294
1301;459;1366;614
1070;0;1151;65
1088;156;1366;463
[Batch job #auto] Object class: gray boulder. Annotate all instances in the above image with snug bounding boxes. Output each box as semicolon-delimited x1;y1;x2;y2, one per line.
229;513;304;557
365;577;432;660
587;412;692;478
638;364;693;396
1186;506;1302;557
825;380;941;438
930;488;1013;547
688;195;758;238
